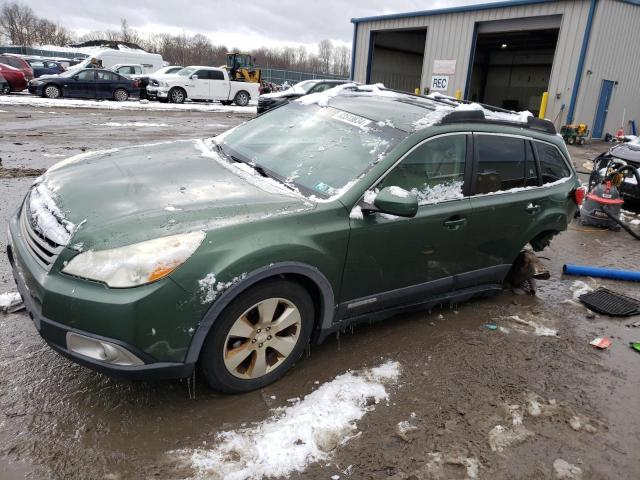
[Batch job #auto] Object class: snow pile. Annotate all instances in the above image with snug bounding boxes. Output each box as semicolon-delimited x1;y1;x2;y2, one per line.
198;272;247;304
29;181;75;245
411;180;464;205
0;95;256;113
388;186;410;198
0;292;21;310
349;205;364;220
570;280;593;299
185;361;401;479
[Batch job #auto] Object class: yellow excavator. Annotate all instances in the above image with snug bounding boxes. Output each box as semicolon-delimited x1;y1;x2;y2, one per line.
223;52;261;83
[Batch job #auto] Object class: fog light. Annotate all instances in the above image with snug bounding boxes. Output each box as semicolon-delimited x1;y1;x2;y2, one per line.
66;332;144;366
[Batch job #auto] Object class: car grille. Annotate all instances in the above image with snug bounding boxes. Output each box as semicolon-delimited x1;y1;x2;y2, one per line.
19;199;64;271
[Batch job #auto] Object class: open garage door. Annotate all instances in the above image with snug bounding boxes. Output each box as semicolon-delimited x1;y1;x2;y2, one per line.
467;16;560;115
368;29;426;93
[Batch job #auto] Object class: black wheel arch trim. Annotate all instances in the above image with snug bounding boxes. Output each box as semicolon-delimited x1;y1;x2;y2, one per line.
184;261;335;365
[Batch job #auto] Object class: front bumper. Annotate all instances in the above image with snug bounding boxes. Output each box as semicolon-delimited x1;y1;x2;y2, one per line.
6;213;196;380
146;85;169;100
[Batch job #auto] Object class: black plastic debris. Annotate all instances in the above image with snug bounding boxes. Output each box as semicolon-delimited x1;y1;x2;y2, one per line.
579;288;640;317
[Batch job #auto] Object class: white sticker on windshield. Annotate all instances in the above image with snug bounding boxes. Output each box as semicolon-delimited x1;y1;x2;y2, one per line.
332;111;372;129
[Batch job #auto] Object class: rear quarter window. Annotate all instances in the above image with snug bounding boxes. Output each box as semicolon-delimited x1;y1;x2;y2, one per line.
534;142;572;184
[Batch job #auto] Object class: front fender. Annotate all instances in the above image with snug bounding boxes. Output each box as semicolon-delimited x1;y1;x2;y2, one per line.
183;261;335;365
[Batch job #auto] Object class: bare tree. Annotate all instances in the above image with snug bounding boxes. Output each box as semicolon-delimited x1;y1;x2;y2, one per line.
0;2;36;44
317;39;333;73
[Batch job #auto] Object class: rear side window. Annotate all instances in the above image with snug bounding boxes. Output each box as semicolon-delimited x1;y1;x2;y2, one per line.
209;70;224;80
97;71;117;81
475;135;527;194
1;56;19;68
534;142;572;184
379;134;467;204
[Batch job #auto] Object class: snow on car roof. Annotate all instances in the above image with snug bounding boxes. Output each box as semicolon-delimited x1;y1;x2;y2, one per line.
295;83;533;133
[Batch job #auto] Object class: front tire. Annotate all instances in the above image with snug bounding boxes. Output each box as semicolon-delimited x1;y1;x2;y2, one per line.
113;88;129;102
199;279;314;393
169;87;186;104
234;90;250;106
43;84;61;99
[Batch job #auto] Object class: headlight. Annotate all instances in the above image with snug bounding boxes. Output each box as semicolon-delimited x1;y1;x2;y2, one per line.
62;231;206;287
30;80;42;86
159;81;168;87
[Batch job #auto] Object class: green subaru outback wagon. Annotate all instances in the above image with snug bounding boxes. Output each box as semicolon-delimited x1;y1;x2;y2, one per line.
8;86;581;392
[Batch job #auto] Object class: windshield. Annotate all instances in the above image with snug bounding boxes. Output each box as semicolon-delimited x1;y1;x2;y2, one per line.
220;102;405;198
177;67;196;77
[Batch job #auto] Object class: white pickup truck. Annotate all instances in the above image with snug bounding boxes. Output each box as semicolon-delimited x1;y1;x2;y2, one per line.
146;66;258;106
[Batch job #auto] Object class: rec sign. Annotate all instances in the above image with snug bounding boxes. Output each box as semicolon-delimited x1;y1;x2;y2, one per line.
430;75;449;91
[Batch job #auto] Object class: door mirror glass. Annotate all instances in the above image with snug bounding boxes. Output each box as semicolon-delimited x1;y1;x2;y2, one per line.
373;187;418;218
191;74;199;80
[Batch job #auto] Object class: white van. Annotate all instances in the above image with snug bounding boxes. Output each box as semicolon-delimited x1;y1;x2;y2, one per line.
70;50;163;74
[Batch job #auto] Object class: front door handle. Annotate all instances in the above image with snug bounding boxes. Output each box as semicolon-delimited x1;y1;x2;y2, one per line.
525;203;541;214
443;216;467;230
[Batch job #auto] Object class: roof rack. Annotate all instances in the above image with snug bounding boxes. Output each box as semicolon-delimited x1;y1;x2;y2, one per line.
349;86;557;134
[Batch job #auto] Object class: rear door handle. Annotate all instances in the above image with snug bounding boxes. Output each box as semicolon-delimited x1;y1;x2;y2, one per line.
443;216;467;230
525;203;541;214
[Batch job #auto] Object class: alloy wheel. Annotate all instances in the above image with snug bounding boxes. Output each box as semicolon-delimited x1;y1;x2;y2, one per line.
44;85;60;98
223;297;301;379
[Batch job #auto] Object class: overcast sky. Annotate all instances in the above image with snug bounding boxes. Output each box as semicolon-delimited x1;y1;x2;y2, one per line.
27;0;490;50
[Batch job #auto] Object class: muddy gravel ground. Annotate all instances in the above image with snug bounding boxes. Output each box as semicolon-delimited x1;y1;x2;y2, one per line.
1;103;640;480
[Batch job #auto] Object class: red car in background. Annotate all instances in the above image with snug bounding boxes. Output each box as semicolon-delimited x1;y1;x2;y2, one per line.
0;54;34;81
0;63;28;91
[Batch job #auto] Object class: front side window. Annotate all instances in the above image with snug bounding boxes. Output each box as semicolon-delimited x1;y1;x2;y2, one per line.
378;135;467;205
534;141;571;184
76;70;95;81
475;135;528;194
194;70;208;79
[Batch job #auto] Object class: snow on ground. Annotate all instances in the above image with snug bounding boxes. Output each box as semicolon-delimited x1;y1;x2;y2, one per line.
183;361;401;480
0;94;256;114
0;292;21;309
96;122;169;127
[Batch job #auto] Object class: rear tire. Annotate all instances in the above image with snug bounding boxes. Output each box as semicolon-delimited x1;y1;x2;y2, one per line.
169;87;186;104
199;279;314;393
113;88;129;102
43;84;61;99
234;90;250;106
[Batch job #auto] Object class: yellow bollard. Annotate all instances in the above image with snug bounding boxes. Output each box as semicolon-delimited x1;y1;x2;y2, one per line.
455;89;462;100
539;92;549;119
415;87;420;95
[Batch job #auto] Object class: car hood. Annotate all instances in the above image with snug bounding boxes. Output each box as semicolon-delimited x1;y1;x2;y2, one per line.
148;73;183;82
35;139;313;250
